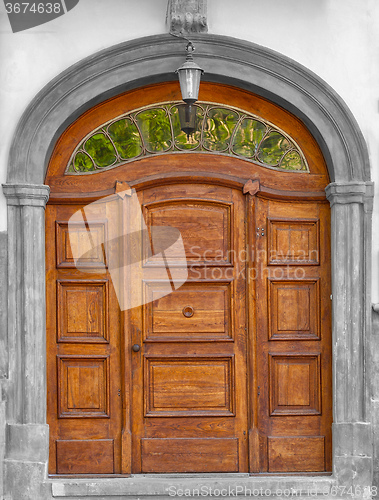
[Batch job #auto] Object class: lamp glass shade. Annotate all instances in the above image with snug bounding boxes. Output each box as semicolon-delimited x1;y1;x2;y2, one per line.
177;66;203;104
177;104;197;137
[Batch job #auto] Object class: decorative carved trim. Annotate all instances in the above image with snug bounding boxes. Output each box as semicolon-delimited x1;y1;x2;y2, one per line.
115;181;132;198
243;179;260;196
167;0;208;35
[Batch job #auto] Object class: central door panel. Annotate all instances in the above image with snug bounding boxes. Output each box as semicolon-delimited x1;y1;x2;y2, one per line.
130;184;248;473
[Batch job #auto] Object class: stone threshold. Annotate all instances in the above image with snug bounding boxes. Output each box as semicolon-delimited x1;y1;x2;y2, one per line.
50;474;337;498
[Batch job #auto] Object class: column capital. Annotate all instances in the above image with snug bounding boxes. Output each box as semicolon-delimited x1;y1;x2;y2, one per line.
2;183;50;207
325;181;374;210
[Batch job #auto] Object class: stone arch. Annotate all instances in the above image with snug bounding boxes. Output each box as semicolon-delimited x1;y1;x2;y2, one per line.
6;34;370;184
2;34;374;499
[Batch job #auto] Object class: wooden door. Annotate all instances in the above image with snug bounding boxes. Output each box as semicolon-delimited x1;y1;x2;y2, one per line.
46;196;124;474
46;181;249;474
130;183;248;473
251;196;332;473
45;81;332;476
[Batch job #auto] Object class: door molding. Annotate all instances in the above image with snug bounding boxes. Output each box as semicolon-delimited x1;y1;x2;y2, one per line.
2;34;374;498
47;172;328;204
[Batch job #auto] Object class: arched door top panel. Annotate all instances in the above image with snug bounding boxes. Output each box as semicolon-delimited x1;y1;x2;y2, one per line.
65;100;309;175
7;34;370;185
46;82;329;197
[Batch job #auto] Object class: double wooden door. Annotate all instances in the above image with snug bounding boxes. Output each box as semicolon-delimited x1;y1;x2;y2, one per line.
46;180;331;475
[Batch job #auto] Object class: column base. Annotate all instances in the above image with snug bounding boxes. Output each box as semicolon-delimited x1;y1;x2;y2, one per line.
333;422;373;494
4;423;50;500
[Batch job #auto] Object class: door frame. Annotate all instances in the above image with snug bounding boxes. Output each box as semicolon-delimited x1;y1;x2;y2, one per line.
2;34;374;498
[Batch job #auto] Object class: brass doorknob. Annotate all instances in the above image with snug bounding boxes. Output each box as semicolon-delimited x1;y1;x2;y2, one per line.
132;344;140;352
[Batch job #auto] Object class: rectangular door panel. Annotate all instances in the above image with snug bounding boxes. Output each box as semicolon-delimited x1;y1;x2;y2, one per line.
57;280;109;343
144;201;232;265
58;356;110;418
56;439;114;474
269;354;321;416
144;281;233;341
56;220;108;269
268;219;320;265
144;356;235;417
141;438;239;473
268;436;325;472
268;279;320;340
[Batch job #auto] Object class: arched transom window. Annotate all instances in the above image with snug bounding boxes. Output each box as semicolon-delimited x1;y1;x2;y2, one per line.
66;101;309;174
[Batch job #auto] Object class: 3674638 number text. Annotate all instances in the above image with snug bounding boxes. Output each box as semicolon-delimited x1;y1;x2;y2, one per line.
5;3;61;14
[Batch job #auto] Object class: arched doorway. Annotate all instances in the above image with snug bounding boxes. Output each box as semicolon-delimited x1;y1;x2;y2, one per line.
2;35;373;497
45;82;332;474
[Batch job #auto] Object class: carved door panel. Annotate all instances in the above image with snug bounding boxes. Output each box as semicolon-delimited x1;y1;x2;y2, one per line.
130;183;249;473
253;197;332;473
46;198;123;474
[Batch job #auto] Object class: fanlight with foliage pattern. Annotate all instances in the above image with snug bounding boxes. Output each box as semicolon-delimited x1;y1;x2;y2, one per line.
66;102;309;174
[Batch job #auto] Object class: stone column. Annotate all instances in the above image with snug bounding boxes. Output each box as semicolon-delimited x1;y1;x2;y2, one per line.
326;181;374;490
2;184;51;500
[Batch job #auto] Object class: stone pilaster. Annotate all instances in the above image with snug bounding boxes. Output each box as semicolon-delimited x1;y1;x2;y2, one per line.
326;181;374;491
372;307;379;488
0;392;5;499
2;184;51;500
2;184;50;424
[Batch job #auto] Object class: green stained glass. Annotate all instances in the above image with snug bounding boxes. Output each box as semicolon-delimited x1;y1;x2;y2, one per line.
67;162;76;173
65;102;310;175
108;119;142;159
84;133;117;168
74;151;94;172
280;150;305;171
203;108;239;151
232;119;266;157
171;105;202;150
257;131;292;166
136;108;172;153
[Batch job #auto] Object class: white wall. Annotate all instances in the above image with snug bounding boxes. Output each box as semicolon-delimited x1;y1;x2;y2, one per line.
0;0;378;300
